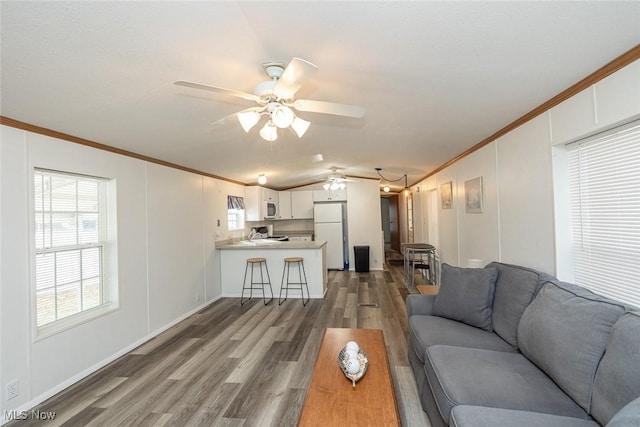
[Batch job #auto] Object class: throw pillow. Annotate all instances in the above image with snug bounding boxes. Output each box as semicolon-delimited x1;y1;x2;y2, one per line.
432;263;498;331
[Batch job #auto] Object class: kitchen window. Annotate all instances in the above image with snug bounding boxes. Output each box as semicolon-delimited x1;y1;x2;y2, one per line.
566;120;640;308
34;168;117;337
227;195;245;231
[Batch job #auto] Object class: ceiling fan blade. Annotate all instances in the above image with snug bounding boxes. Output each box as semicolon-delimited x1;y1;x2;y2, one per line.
293;99;365;118
175;80;260;102
273;57;318;100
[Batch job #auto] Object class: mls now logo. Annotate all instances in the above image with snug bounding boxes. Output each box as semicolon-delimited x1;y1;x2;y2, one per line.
4;410;28;420
4;410;56;421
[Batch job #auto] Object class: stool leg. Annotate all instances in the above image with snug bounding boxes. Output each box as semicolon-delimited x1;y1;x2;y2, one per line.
299;261;309;306
265;261;274;304
261;261;273;305
241;261;250;306
279;261;287;305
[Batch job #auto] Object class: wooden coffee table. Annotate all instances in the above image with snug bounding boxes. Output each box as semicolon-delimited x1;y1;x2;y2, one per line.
297;328;401;426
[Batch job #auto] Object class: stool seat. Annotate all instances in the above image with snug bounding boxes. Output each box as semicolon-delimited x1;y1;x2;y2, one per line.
241;258;273;306
279;257;309;306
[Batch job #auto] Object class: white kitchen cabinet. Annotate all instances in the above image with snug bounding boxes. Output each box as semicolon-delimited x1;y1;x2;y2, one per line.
312;188;347;202
291;190;314;218
245;186;279;221
278;191;292;219
277;190;313;219
263;188;278;202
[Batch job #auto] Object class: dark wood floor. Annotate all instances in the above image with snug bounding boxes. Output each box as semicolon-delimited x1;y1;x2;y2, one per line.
9;263;430;426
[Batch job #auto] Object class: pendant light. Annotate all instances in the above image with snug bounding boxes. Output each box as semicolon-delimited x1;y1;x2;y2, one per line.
376;168;409;194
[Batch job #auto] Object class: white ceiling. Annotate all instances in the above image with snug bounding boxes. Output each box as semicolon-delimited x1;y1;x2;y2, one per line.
2;1;639;191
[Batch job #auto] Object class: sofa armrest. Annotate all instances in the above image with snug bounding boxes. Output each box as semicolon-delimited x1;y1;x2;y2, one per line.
406;294;437;317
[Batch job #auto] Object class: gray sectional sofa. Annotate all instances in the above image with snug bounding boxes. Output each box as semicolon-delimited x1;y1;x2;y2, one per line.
407;262;640;427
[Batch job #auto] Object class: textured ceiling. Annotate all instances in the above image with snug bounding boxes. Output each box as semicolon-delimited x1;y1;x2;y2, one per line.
2;1;639;190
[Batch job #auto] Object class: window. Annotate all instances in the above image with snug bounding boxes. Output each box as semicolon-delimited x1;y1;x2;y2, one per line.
567;121;640;308
227;195;245;231
34;169;115;333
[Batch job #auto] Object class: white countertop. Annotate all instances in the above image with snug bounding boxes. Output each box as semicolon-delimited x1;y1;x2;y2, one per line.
217;240;326;250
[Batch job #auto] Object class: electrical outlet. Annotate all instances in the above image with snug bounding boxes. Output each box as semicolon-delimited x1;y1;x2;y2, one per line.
7;380;19;400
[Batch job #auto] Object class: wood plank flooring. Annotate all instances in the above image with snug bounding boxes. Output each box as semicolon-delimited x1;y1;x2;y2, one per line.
8;264;431;427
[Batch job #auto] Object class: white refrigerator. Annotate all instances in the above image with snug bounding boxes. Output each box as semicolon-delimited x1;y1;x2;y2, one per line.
314;203;348;270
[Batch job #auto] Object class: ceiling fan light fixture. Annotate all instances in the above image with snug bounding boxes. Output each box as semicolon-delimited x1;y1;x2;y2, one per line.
323;182;330;191
271;105;295;128
259;121;278;142
291;116;311;138
237;111;261;132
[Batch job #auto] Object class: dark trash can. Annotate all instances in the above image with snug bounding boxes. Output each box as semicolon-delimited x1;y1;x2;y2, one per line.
354;246;370;272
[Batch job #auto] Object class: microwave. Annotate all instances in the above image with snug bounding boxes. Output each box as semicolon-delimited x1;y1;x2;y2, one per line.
264;201;277;219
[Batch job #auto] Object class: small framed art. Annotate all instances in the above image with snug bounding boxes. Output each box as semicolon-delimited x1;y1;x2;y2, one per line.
464;176;483;213
441;181;453;209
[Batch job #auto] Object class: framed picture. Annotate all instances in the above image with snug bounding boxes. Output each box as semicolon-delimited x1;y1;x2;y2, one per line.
465;176;483;213
441;181;453;209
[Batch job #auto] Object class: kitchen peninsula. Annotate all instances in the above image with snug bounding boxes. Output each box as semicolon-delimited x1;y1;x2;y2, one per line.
217;239;328;299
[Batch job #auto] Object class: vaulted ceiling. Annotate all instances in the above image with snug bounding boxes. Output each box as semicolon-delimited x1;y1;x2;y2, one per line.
2;1;639;190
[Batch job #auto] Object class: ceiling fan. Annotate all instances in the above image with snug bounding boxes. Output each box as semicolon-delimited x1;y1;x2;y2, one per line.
324;167;356;190
175;57;365;141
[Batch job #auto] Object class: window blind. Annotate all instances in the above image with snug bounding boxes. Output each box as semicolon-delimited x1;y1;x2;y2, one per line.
227;195;245;210
568;121;640;308
34;169;109;328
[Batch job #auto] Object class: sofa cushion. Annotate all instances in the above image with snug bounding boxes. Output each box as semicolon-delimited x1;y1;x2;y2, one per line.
406;294;436;317
450;406;600;427
408;315;516;363
517;280;626;413
487;262;550;349
607;396;640;427
591;311;640;425
424;345;588;424
432;264;498;331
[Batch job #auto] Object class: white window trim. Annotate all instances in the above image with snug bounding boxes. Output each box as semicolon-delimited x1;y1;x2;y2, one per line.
30;168;119;340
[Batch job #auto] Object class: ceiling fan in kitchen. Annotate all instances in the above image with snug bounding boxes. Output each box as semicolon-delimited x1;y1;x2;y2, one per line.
324;167;356;190
175;57;365;142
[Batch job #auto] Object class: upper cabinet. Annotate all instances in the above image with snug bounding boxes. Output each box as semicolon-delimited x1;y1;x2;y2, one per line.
291;190;314;219
313;188;347;202
278;190;313;219
263;188;278;202
245;186;279;221
278;191;292;219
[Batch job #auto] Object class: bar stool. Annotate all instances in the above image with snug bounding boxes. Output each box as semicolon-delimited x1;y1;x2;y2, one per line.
279;257;309;306
241;257;273;306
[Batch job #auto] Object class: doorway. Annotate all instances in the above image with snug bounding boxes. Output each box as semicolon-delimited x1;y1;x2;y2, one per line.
380;195;400;252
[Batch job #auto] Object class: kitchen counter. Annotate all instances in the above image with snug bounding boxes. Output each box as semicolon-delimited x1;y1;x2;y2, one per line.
216;240;327;299
217;240;324;250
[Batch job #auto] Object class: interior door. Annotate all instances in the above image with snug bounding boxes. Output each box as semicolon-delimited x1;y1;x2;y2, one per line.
389;195;400;251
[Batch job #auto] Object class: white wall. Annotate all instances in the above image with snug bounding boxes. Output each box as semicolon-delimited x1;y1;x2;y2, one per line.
345;179;384;270
0;127;244;419
412;59;640;276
